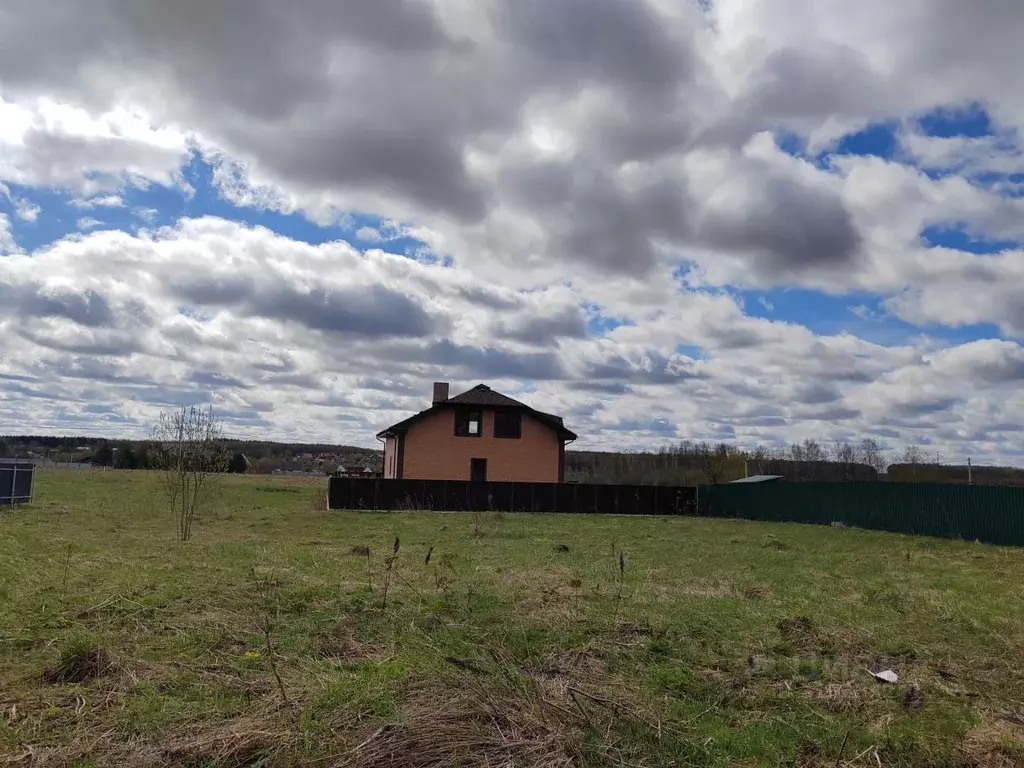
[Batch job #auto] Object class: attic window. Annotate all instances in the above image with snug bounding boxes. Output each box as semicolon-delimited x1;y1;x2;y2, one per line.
494;410;521;439
455;409;482;437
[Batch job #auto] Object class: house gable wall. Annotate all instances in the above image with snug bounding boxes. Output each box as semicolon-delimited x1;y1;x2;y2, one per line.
401;408;561;482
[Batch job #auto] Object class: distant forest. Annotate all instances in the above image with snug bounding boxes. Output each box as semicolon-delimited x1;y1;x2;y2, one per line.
4;434;1023;486
0;435;379;474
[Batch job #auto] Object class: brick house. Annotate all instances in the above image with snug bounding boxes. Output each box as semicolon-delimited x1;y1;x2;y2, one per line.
377;383;577;483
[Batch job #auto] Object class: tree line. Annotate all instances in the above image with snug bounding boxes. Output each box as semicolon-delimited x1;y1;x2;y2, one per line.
564;439;964;486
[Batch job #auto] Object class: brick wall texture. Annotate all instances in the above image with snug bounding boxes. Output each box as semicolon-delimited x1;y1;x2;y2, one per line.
396;408;561;482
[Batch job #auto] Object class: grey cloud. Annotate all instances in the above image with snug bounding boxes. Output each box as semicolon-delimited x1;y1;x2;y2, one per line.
504;162;690;274
736;416;788;427
704;325;764;350
188;371;250;389
568;381;632;395
497;0;690;92
15;327;142;357
46;357;152;385
697;164;863;279
261;373;324;389
260;285;436;338
370;339;566;381
499;307;588;344
254;124;488;222
802;407;862;422
425;340;566;380
174;278;437;338
892;397;961;418
972;354;1024;384
795;382;842;405
452;285;522;311
1;282;114;327
583;351;700;384
175;276;255;306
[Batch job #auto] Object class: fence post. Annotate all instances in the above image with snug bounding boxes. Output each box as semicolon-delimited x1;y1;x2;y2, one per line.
10;466;17;506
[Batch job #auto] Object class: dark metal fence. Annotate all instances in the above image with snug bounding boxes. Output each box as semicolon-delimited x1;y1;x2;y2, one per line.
328;477;698;516
700;481;1024;546
0;461;36;507
330;477;1024;546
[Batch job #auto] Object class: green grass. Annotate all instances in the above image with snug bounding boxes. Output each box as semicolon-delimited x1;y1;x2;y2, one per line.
2;470;1024;766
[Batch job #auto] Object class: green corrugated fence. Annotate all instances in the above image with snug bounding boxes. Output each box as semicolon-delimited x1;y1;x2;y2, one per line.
699;482;1024;546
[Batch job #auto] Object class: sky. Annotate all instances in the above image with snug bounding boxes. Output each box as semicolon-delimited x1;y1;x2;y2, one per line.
1;0;1023;463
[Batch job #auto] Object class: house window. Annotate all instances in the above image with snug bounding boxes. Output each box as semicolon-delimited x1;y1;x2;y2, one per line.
455;409;482;437
494;410;521;439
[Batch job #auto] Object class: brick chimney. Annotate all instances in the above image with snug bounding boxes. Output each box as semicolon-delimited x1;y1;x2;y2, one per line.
432;382;450;405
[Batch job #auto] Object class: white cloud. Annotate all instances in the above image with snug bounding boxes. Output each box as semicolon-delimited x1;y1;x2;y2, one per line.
0;97;190;195
76;217;103;230
71;194;125;208
0;216;1018;464
0;1;1023;462
0;212;20;255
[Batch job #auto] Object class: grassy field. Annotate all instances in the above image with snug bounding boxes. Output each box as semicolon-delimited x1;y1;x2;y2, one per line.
2;470;1024;767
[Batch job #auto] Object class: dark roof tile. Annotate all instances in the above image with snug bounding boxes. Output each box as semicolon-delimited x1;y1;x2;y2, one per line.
377;384;576;440
444;384;526;408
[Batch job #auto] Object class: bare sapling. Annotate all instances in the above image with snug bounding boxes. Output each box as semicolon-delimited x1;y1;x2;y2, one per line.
151;405;229;541
249;568;290;707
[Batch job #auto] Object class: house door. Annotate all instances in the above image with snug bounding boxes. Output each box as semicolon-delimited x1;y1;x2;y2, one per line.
470;458;487;482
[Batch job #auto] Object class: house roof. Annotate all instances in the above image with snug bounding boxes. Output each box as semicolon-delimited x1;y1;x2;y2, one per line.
377;384;577;441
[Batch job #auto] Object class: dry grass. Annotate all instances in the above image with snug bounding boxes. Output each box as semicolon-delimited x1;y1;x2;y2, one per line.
21;712;291;768
339;682;580;768
800;681;882;714
960;720;1024;767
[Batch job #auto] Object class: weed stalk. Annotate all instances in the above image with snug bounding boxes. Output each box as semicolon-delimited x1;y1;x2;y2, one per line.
60;543;74;598
382;536;400;609
612;551;625;625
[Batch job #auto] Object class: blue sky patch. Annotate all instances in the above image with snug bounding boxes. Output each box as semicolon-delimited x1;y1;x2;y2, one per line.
0;152;436;261
921;225;1018;254
739;287;1003;346
917;103;994;139
828;121;900;160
